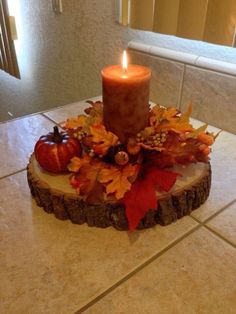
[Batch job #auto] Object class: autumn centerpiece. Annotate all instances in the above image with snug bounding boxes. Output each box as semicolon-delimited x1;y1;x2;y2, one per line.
27;51;217;230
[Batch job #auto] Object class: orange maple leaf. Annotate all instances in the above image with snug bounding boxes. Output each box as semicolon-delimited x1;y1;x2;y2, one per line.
62;115;87;129
84;101;103;118
67;155;91;173
90;124;118;155
98;164;140;199
76;161;104;195
150;104;194;134
70;157;106;201
150;105;179;125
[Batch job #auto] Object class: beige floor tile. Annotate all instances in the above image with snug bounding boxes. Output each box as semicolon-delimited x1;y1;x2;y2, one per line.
0;171;198;314
190;130;236;221
206;201;236;246
44;96;102;123
0;115;55;178
84;228;236;314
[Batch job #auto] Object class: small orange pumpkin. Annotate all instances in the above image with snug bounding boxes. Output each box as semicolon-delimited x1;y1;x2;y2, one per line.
34;126;82;173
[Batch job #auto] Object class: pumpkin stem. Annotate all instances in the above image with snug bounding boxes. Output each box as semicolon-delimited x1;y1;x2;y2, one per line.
53;126;63;143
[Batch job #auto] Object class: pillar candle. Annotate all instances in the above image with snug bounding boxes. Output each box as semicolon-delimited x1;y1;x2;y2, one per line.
102;53;151;143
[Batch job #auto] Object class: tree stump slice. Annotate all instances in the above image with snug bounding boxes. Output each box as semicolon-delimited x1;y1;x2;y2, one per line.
27;154;211;230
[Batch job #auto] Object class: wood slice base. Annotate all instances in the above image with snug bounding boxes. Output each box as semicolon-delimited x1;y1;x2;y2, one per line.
27;154;211;230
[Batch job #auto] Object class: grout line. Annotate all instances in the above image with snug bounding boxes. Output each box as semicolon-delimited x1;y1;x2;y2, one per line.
203;224;236;249
0;168;26;180
77;200;236;313
177;64;186;110
0;107;61;125
40;113;61;126
190;199;236;249
191;199;236;225
0;96;101;125
203;199;236;224
75;222;202;313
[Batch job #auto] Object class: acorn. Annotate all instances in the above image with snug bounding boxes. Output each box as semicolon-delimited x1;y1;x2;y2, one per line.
115;151;129;166
103;144;126;163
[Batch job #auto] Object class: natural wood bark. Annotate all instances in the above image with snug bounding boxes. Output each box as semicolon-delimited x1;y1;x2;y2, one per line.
27;154;211;230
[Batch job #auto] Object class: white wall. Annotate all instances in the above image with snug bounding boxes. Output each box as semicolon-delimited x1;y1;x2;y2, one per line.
0;0;236;122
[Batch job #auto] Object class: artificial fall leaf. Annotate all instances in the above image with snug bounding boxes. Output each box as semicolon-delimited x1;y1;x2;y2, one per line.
149;103;193;134
70;158;105;198
179;103;192;123
98;164;139;199
70;175;89;195
67;155;91;173
146;168;181;192
123;179;157;230
156;121;193;134
84;101;103;118
90;124;118;155
150;105;179;126
122;167;180;230
62;101;103;133
85;182;105;204
139;142;165;152
197;131;215;145
148;132;213;168
186;124;208;139
62;115;87;129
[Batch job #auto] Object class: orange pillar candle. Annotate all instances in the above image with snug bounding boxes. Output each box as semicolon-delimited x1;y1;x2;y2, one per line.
102;51;151;143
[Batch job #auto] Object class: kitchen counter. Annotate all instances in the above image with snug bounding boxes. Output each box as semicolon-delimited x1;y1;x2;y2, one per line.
1;97;236;314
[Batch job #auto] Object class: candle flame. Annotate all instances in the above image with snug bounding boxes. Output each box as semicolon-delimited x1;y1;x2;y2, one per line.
122;50;128;71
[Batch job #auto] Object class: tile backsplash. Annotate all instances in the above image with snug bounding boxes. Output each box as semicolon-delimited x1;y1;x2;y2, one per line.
129;49;236;135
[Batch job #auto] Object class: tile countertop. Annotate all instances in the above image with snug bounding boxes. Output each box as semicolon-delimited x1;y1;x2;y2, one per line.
0;97;236;314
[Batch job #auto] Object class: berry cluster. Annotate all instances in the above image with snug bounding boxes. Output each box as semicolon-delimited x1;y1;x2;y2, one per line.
136;131;168;148
75;130;87;141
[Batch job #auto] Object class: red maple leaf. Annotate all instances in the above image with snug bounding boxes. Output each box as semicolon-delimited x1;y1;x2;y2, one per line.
146;168;181;192
122;168;180;230
123;179;157;231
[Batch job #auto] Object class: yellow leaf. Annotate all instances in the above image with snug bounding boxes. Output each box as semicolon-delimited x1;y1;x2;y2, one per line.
63;115;87;129
186;124;208;138
98;164;139;199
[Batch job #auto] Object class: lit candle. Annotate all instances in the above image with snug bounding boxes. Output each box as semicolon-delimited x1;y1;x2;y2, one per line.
102;51;151;143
